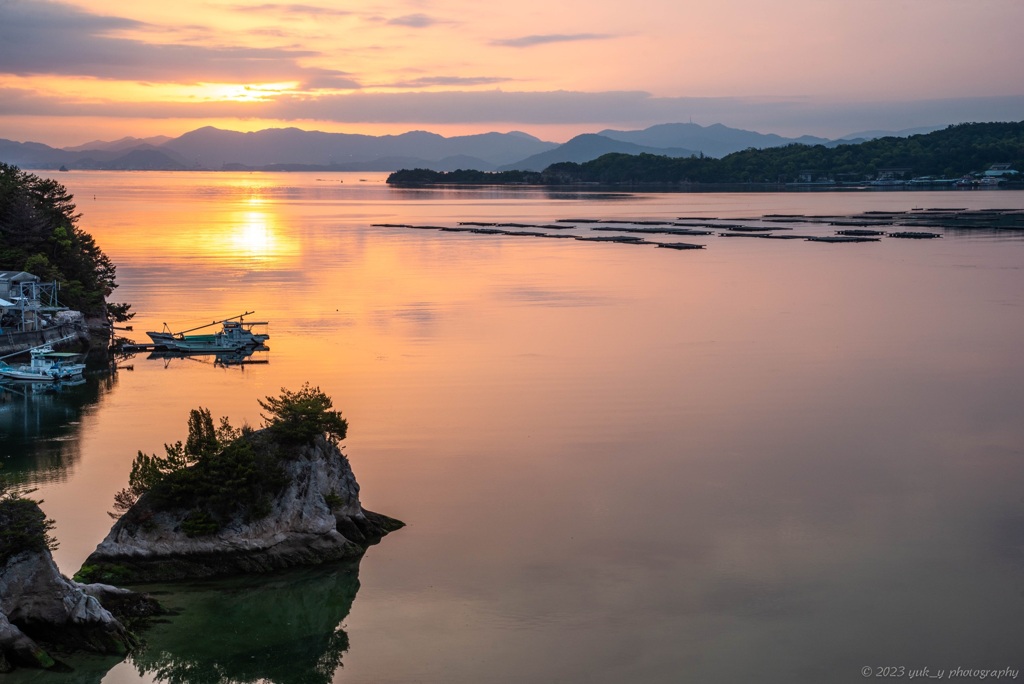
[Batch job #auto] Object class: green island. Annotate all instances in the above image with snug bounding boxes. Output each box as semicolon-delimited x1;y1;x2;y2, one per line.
387;121;1024;187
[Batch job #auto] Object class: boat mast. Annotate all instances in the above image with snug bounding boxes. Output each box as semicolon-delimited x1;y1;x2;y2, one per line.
164;311;257;335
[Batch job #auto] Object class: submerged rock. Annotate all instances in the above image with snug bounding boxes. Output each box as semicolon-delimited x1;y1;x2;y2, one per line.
80;434;403;583
0;610;54;671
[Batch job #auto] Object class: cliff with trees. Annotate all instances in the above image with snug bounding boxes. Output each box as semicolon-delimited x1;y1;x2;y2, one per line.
0;163;132;327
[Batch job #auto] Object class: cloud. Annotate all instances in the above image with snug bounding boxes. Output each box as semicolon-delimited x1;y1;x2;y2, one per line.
0;87;62;116
492;33;615;48
0;0;356;86
0;86;707;122
385;76;511;88
299;71;362;90
270;90;660;123
2;83;1022;139
228;4;353;17
387;14;439;28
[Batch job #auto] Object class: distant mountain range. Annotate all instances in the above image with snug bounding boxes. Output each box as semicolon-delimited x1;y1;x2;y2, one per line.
598;122;835;158
61;135;174;152
0;123;942;173
497;133;698;171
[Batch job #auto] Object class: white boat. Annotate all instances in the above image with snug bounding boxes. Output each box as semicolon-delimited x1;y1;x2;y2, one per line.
146;312;270;352
0;344;86;382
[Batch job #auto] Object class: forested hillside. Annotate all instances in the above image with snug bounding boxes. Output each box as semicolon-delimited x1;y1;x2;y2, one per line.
388;122;1024;186
0;163;129;320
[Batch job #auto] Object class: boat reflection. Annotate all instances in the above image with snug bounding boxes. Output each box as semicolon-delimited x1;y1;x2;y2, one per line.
0;374;116;485
146;345;270;369
123;560;360;684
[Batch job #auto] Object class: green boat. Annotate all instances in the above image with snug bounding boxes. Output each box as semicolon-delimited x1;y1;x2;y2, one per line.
147;312;270;352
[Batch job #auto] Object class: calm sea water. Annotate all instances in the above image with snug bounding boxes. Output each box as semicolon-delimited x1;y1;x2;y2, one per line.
4;172;1023;683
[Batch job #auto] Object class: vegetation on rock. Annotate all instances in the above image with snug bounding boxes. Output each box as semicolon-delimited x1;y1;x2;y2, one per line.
258;382;348;445
0;474;58;565
0;162;131;320
111;409;280;534
111;385;347;536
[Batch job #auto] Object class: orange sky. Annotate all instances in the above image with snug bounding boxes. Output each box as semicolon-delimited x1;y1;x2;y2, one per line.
1;0;1022;145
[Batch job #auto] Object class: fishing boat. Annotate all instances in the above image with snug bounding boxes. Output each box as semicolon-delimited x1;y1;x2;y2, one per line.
146;312;270;352
0;343;86;382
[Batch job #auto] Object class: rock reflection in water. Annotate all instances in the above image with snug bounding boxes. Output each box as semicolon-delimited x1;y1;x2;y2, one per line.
127;560;360;684
0;374;115;485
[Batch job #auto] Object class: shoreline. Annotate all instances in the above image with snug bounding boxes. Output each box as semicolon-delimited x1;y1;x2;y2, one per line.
385;180;1024;192
0;317;94;357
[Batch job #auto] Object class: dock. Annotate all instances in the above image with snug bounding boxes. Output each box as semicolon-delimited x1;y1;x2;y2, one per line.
115;342;168;353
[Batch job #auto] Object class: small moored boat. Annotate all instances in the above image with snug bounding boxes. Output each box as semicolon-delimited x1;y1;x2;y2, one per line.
0;343;86;382
146;312;270;352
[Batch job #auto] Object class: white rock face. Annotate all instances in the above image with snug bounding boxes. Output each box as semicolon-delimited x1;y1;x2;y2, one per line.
0;551;119;629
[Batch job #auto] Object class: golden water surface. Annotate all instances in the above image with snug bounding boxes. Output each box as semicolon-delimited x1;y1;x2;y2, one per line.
5;172;1024;683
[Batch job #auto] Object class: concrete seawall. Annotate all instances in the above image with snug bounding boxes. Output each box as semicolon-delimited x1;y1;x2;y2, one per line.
0;312;92;356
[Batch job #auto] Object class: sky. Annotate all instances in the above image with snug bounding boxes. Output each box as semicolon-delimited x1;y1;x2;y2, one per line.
1;0;1022;147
